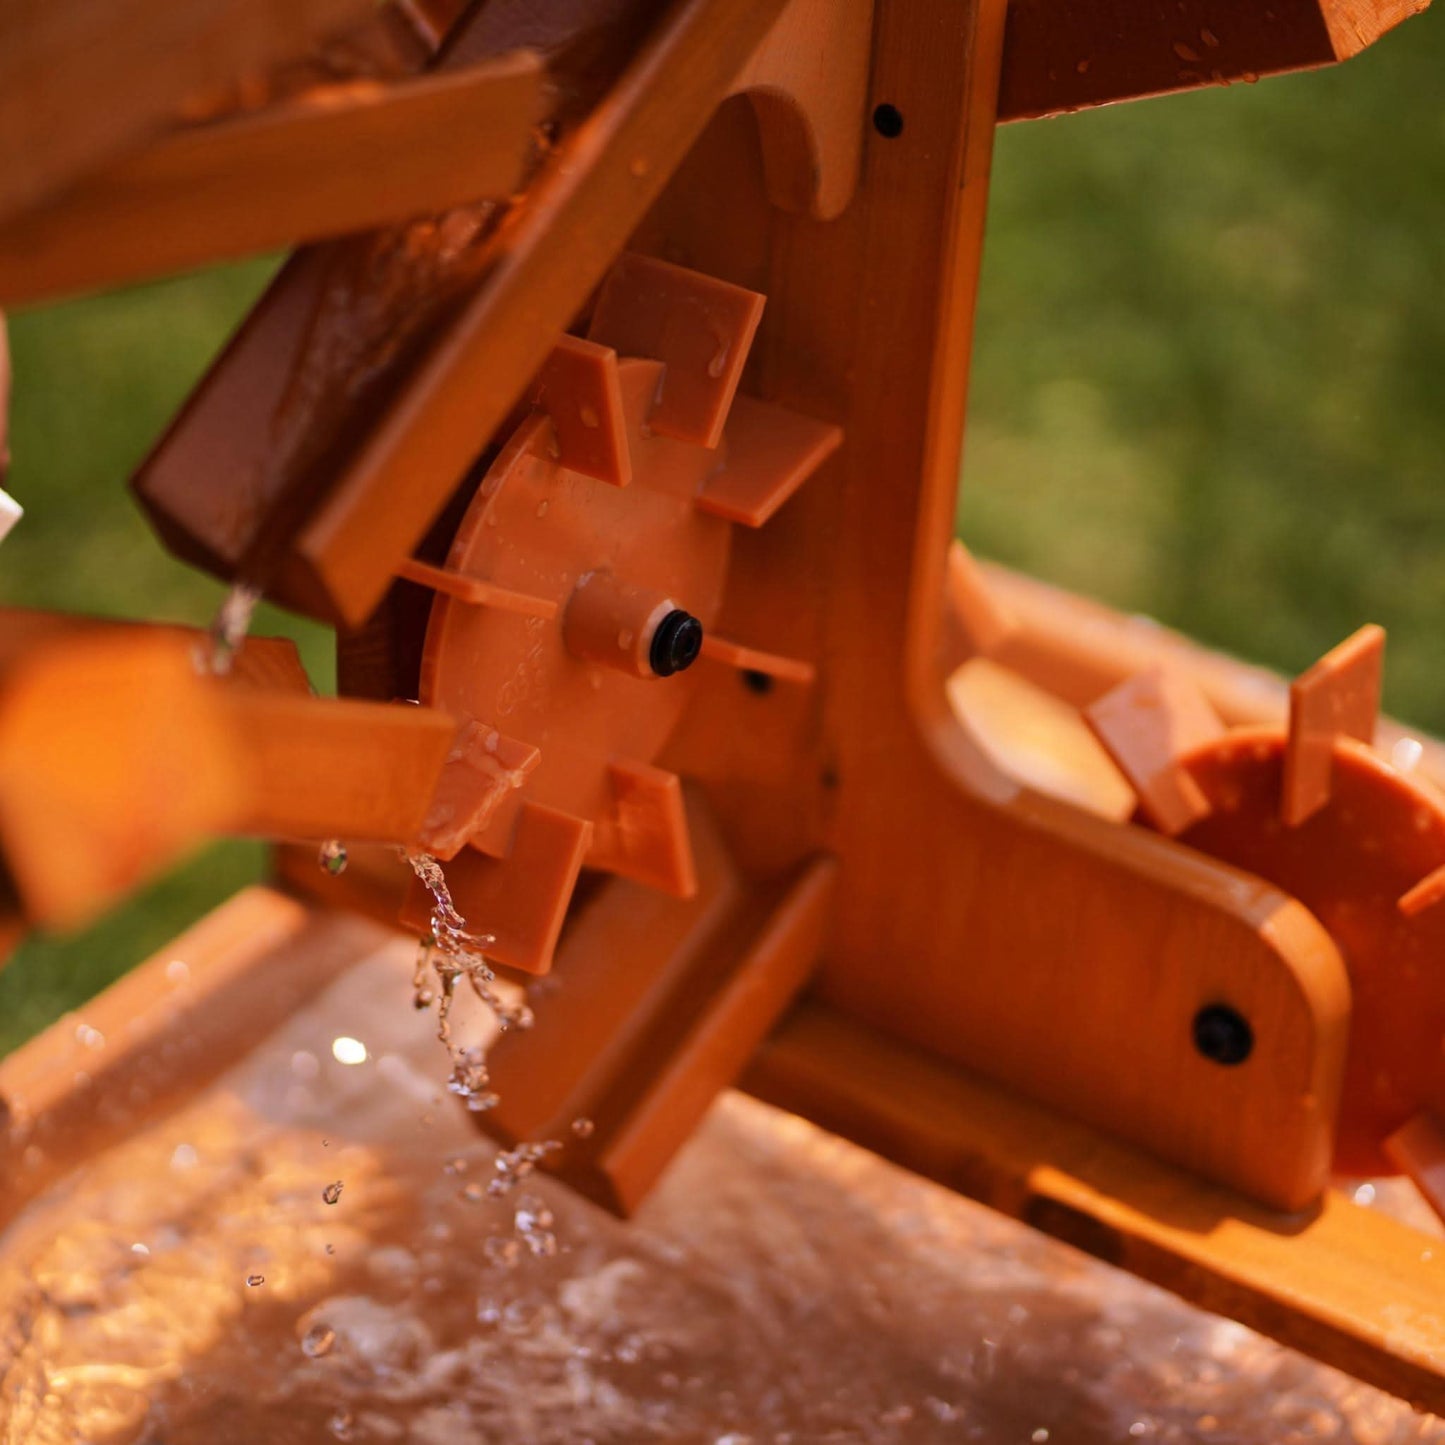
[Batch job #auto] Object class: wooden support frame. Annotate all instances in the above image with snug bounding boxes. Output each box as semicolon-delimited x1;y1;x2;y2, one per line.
0;55;545;307
997;0;1430;123
746;1002;1445;1414
0;0;370;223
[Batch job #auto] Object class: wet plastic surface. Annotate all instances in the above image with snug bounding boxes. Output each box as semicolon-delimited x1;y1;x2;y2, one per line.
2;935;1443;1444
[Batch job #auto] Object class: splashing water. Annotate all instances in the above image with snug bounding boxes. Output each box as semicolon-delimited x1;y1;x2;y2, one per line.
487;1140;563;1200
402;853;534;1117
197;582;261;676
301;1323;336;1359
322;1182;343;1206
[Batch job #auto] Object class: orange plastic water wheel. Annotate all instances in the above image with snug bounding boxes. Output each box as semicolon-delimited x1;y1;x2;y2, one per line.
1177;729;1445;1177
398;253;839;975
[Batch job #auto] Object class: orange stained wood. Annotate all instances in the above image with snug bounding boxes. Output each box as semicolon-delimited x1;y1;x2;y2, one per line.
0;630;244;929
962;559;1445;799
1084;667;1225;835
1384;1112;1445;1228
1283;623;1384;826
287;0;795;626
225;688;459;843
744;1002;1445;1415
730;0;875;219
944;539;1020;661
0;0;369;223
635;0;1348;1212
0;888;390;1225
126;0;671;605
0;624;461;930
945;658;1138;823
997;0;1431;123
0;56;545;307
481;792;835;1213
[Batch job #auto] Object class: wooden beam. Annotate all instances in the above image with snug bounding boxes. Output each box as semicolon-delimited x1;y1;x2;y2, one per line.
998;0;1430;123
0;55;544;307
287;0;795;627
0;0;370;223
0;888;392;1225
746;1002;1445;1414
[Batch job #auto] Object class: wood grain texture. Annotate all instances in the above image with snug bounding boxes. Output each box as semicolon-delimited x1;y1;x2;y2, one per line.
997;0;1430;123
731;0;875;219
0;0;369;223
975;561;1445;796
745;1002;1445;1414
289;0;794;625
0;55;544;307
0;887;391;1227
635;0;1353;1213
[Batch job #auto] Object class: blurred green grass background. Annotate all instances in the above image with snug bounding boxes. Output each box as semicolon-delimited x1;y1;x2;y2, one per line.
1;12;1442;1053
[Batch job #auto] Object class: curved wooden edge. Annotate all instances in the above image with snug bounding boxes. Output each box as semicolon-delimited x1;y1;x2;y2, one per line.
975;559;1445;795
744;1001;1445;1416
731;0;875;220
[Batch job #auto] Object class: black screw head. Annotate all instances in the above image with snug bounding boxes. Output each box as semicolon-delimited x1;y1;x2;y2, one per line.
872;103;904;138
1192;1004;1254;1066
649;609;703;677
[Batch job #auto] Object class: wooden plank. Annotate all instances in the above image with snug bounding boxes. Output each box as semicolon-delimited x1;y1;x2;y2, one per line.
746;1002;1445;1415
980;561;1445;795
997;0;1430;123
0;56;544;307
0;623;459;928
288;0;794;626
127;0;668;609
0;0;369;224
0;888;392;1227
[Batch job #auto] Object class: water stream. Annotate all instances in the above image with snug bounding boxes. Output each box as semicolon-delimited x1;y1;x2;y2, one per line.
1;935;1441;1444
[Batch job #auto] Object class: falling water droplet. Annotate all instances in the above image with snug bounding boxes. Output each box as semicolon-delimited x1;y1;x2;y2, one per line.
302;1323;337;1359
318;839;348;876
322;1181;343;1206
246;1274;265;1287
329;1409;355;1440
571;1117;595;1138
200;582;261;676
